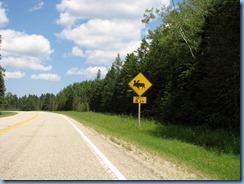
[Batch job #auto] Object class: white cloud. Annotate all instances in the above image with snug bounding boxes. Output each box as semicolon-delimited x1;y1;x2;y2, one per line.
57;19;142;66
58;19;142;50
1;29;53;59
31;73;61;81
83;50;123;66
29;1;44;12
66;66;108;79
56;12;76;28
0;2;9;28
1;57;52;71
56;0;169;26
56;0;170;67
4;71;26;79
71;46;85;57
0;29;53;71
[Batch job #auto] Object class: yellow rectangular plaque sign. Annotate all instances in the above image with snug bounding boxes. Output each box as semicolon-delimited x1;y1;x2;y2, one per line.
133;96;147;104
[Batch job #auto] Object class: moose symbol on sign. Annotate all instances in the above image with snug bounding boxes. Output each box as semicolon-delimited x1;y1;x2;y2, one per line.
133;80;145;89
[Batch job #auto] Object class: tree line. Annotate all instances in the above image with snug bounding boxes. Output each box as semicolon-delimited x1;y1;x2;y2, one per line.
1;0;240;134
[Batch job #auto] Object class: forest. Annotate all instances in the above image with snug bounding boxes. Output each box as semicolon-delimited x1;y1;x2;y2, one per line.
0;0;240;135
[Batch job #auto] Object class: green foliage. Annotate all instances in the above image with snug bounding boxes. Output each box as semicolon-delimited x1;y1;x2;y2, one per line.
4;92;18;110
96;69;101;80
41;93;56;111
0;65;6;109
18;94;40;111
192;0;240;132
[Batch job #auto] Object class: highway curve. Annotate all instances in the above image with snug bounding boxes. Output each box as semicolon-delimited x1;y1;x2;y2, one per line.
0;111;204;180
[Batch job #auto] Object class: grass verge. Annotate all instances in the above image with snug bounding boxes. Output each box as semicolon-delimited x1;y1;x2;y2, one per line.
0;111;17;118
58;111;240;180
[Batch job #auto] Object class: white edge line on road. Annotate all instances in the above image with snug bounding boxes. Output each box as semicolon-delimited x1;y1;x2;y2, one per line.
60;114;127;180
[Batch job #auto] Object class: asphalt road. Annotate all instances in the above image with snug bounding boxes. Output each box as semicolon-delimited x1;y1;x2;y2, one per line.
0;112;205;180
0;111;203;180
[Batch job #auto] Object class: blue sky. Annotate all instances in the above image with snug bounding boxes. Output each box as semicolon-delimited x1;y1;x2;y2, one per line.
0;0;180;97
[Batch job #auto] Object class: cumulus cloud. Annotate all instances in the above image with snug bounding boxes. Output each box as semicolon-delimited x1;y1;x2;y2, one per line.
58;19;142;50
1;57;52;71
56;0;170;66
1;29;53;59
0;29;53;71
29;1;44;12
31;73;61;81
84;49;126;66
0;2;9;28
71;46;85;57
56;0;168;26
56;12;76;28
66;66;108;79
4;71;26;79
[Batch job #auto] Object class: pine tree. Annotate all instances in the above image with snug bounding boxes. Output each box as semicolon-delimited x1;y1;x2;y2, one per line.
96;69;101;80
0;65;6;109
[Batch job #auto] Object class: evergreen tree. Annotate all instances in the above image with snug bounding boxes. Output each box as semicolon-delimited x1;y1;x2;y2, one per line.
192;0;240;132
99;55;123;112
0;65;5;109
5;92;18;110
96;69;101;80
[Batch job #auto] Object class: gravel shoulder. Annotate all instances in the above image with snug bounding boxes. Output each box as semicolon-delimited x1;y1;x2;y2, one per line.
65;114;212;180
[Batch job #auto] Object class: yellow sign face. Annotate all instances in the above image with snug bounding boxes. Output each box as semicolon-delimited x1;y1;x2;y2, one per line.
128;72;152;96
133;96;147;104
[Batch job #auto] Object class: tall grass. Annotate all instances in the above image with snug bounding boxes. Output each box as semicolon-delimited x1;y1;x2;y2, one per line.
58;111;240;180
151;124;240;155
0;111;17;118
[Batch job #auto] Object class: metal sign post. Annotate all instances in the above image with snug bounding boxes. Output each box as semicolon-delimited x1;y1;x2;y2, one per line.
133;96;146;128
138;103;141;128
128;72;152;128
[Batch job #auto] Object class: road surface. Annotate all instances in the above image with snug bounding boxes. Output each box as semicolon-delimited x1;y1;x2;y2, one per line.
0;111;205;180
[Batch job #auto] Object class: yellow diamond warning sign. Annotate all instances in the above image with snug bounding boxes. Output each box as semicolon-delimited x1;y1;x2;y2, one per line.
133;96;147;104
128;72;152;96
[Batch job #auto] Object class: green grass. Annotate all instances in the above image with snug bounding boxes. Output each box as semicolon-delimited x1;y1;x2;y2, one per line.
58;111;240;180
153;124;240;155
0;111;17;118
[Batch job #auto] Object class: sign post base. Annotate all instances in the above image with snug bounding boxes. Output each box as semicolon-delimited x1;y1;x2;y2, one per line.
138;103;141;128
